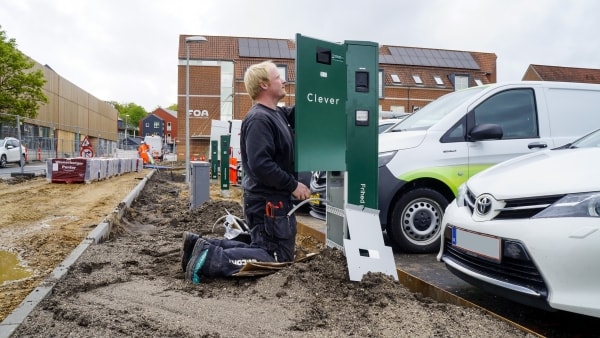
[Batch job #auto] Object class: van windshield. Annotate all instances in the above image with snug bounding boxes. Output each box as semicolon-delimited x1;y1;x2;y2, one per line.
388;86;487;132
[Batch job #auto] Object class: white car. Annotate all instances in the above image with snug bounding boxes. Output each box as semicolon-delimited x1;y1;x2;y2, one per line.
0;137;27;168
437;128;600;318
378;118;405;134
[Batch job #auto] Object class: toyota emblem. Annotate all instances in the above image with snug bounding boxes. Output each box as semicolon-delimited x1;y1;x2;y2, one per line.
475;195;493;215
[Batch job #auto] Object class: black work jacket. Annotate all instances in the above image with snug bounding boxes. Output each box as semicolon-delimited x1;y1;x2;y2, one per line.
240;104;297;198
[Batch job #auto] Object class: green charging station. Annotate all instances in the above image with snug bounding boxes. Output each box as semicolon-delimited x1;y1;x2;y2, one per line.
210;140;218;180
295;34;379;249
220;135;230;197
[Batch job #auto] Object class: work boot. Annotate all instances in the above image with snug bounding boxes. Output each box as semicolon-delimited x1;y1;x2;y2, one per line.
185;238;210;284
180;231;199;272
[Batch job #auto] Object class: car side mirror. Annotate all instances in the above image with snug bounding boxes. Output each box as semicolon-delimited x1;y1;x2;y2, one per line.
468;123;503;141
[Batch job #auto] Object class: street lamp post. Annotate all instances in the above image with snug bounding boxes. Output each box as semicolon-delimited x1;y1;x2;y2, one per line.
124;114;129;146
185;35;208;185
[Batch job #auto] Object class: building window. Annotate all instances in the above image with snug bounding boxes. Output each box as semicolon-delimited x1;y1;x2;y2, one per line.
474;79;484;86
221;61;235;121
153;122;160;129
390;105;405;113
145;122;149;128
412;74;423;84
454;75;469;90
276;64;288;82
433;76;444;85
167;122;172;131
391;74;401;84
379;69;384;98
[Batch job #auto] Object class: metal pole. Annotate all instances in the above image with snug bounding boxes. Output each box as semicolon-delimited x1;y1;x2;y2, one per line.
185;42;191;184
17;115;24;174
184;36;207;185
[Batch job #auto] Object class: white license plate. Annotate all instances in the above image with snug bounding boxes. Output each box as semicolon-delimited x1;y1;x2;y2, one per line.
451;227;501;262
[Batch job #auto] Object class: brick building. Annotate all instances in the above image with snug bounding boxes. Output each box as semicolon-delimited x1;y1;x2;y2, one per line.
522;64;600;83
176;35;497;160
139;107;177;151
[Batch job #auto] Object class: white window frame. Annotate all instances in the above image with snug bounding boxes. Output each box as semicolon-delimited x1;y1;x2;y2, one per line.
412;74;423;84
454;75;469;90
379;69;384;98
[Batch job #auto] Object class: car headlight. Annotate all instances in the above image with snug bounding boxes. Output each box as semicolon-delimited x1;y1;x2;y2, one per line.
378;150;397;167
455;183;467;207
533;192;600;218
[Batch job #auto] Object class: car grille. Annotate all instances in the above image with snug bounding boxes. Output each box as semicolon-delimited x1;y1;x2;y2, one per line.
443;227;548;296
465;188;565;219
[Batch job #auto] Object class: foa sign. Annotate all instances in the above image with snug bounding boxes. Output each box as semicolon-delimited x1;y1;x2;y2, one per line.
188;109;209;118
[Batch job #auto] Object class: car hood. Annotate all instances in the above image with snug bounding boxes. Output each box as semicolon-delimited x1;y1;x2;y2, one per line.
378;129;427;152
468;148;600;199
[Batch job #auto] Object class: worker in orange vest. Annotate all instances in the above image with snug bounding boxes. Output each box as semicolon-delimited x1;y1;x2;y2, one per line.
138;141;151;164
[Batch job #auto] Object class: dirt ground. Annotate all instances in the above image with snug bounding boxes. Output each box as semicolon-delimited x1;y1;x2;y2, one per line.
1;168;534;337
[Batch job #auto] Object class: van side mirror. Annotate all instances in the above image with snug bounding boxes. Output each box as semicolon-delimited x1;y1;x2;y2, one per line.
468;123;503;141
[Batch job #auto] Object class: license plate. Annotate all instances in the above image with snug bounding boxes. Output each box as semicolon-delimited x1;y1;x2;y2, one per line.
310;193;321;205
451;227;501;262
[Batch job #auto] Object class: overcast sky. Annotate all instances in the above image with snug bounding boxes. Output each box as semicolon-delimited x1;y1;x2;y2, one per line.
1;0;599;112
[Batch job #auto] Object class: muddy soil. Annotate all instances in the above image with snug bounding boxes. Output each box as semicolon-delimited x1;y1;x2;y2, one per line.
3;169;534;337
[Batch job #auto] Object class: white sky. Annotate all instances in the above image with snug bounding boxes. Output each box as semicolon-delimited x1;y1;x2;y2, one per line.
1;0;599;112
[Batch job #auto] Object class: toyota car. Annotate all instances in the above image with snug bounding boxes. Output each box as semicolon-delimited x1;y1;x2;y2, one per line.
437;128;600;318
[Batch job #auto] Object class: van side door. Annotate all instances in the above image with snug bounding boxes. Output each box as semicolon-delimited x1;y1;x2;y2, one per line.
464;88;544;178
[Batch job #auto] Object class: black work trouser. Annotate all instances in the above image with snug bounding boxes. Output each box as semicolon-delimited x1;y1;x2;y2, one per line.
199;193;297;278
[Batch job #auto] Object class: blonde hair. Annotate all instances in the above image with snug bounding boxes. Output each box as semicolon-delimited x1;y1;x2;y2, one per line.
244;61;276;100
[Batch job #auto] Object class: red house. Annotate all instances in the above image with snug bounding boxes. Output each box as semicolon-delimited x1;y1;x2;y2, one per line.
148;107;178;152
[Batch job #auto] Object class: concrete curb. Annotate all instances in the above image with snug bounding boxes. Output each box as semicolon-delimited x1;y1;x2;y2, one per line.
0;170;155;338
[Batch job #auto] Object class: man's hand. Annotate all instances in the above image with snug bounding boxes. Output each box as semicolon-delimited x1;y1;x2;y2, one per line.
292;181;311;200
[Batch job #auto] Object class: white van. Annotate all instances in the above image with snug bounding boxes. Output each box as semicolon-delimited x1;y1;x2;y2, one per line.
378;81;600;253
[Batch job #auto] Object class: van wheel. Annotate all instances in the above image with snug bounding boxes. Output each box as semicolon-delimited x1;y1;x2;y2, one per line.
386;188;448;253
0;155;7;168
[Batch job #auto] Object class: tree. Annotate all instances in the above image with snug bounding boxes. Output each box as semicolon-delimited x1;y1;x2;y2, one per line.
167;103;177;111
0;26;48;124
110;101;147;135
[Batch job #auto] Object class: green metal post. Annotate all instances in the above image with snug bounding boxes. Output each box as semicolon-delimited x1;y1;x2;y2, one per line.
210;140;218;180
220;135;230;197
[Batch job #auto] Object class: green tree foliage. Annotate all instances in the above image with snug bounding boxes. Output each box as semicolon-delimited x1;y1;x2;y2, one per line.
0;27;48;124
167;103;177;111
110;101;147;130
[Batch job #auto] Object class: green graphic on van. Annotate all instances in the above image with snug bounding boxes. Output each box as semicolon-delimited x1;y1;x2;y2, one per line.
399;163;494;195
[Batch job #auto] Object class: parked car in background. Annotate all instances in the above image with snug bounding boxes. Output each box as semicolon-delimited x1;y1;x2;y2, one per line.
378;118;406;134
0;137;27;168
308;170;327;220
437;128;600;318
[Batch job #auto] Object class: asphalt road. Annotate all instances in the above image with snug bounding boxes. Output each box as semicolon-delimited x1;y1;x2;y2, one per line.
0;162;46;179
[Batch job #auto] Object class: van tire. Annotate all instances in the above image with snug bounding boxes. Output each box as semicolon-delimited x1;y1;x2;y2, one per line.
387;188;447;253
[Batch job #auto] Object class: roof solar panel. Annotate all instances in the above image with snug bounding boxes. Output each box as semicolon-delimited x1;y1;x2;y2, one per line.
238;38;294;59
387;47;479;70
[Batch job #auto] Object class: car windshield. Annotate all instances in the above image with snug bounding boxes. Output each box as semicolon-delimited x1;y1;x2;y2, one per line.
565;128;600;148
387;85;487;132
